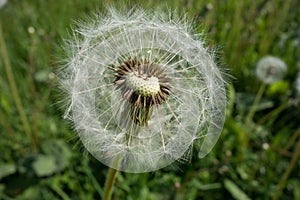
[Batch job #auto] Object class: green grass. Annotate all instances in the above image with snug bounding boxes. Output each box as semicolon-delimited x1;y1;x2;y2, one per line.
0;0;299;199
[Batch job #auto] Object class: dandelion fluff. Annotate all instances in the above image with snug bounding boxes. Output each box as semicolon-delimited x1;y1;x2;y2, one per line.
60;9;227;172
255;56;287;84
296;71;300;96
0;0;7;8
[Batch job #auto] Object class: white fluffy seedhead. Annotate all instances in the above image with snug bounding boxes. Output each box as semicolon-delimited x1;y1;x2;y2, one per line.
255;56;287;84
60;8;227;172
0;0;7;9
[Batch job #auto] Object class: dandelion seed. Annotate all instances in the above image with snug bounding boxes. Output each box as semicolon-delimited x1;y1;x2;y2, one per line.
255;56;287;84
60;8;227;172
295;71;300;96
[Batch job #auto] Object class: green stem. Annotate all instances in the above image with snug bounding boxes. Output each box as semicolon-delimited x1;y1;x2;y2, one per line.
272;127;300;200
103;167;118;200
257;103;287;125
245;83;266;129
284;126;300;151
0;21;37;151
28;35;40;150
51;185;72;200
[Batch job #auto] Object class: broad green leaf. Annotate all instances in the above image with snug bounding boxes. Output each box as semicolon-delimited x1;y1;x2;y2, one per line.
32;155;56;177
0;163;16;180
41;139;72;171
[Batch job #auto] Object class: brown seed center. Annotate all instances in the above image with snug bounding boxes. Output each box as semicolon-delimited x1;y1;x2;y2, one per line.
112;59;171;126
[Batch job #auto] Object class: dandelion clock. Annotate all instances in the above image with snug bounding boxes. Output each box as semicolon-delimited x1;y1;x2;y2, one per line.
59;8;227;173
255;56;287;85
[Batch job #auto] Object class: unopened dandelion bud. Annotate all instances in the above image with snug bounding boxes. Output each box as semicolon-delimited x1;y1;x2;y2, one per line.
60;8;227;172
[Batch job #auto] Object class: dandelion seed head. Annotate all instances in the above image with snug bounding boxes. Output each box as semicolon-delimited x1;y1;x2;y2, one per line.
0;0;7;8
255;56;287;84
60;8;227;172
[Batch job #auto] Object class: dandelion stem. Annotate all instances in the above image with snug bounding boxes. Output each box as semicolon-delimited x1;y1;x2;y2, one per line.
245;83;266;130
0;21;37;151
103;167;118;200
257;103;287;125
284;126;300;151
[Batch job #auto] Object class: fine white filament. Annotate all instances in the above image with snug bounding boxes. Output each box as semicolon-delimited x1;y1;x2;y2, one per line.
61;9;227;172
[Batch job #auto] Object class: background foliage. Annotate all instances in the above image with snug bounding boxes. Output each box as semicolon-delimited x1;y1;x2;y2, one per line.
0;0;299;199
